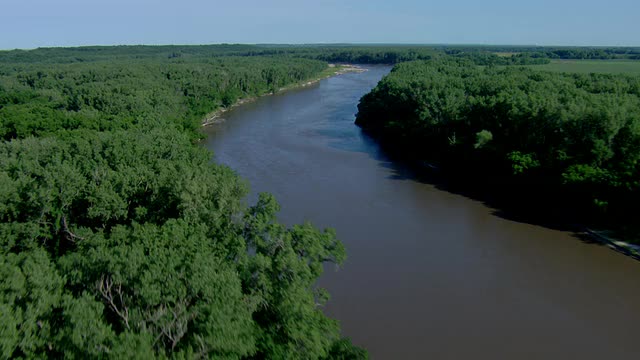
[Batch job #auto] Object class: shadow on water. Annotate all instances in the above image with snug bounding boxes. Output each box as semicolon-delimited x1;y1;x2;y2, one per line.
325;122;608;248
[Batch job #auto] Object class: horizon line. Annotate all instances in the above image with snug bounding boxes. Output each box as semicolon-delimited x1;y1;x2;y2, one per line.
2;42;640;52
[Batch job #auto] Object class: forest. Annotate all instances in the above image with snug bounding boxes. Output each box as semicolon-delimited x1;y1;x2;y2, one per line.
3;43;640;358
0;44;556;66
356;58;640;237
0;47;367;358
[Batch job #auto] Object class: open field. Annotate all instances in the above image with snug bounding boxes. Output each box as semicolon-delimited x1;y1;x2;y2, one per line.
526;59;640;74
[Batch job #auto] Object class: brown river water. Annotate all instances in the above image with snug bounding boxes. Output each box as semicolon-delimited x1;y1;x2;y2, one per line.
203;66;640;359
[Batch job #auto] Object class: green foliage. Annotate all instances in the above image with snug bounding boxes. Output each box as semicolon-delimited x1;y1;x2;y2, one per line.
440;45;640;60
508;151;541;175
0;56;327;140
0;249;64;358
0;126;364;358
525;60;640;75
0;47;367;358
0;44;439;66
323;338;369;360
356;58;640;229
474;130;493;149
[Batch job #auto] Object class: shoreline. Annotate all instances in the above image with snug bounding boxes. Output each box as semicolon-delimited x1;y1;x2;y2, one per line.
354;129;640;262
201;64;366;126
584;228;640;260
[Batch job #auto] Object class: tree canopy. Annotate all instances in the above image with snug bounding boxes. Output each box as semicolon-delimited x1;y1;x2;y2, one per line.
356;58;640;235
0;48;367;358
4;42;640;358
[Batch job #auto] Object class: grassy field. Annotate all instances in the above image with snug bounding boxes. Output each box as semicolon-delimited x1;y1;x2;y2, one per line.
526;59;640;75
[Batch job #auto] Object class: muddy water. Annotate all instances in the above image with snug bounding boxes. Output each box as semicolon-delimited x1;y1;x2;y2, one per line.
203;66;640;359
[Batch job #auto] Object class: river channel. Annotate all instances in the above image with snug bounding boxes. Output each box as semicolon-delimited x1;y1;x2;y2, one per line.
202;65;640;359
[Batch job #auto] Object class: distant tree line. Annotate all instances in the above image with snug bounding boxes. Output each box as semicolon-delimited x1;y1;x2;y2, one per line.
443;50;551;65
529;48;640;60
4;44;638;66
439;46;640;60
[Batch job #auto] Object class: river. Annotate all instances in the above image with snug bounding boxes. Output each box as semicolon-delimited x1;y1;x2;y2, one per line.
202;65;640;359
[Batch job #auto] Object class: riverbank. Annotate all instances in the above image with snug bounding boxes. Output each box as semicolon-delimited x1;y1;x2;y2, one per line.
356;135;640;261
585;229;640;260
201;64;366;126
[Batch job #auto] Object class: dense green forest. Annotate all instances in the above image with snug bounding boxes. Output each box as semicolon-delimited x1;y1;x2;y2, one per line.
0;56;328;139
0;44;436;64
356;58;640;237
3;43;640;358
0;44;554;66
438;45;640;60
0;48;367;358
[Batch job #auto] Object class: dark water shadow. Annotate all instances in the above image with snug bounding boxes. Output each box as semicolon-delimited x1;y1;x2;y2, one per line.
322;121;610;248
572;232;605;245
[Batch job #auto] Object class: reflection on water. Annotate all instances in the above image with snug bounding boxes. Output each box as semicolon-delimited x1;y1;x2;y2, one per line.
203;66;640;359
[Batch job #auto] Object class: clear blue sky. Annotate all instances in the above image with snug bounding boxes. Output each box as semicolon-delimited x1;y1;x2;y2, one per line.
1;0;638;49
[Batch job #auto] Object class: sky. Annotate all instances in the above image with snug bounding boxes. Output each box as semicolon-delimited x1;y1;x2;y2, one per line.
1;0;638;49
